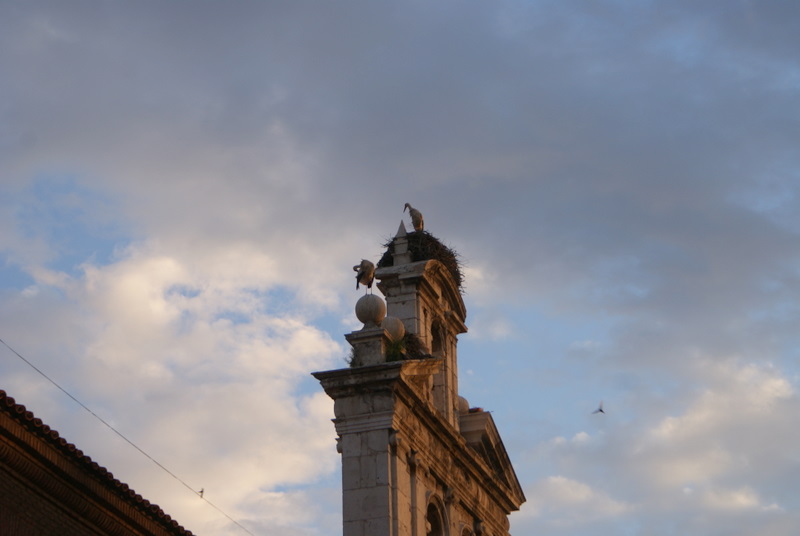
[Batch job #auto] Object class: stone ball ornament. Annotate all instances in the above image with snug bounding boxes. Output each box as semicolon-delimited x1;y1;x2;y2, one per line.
458;396;470;415
355;294;386;327
381;316;405;342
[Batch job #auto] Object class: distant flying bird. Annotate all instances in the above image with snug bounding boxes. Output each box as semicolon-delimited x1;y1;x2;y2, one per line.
592;401;605;414
404;203;424;232
353;259;375;292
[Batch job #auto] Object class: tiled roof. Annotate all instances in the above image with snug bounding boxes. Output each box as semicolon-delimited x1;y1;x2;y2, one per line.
0;389;194;535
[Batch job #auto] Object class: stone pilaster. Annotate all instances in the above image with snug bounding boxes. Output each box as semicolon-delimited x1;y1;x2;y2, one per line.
376;259;466;430
313;360;441;536
313;358;525;536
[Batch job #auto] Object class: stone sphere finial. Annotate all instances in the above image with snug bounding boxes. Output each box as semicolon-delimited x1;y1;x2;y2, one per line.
355;294;386;328
381;316;405;342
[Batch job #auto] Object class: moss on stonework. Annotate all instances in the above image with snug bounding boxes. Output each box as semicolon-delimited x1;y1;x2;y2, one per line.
401;332;431;359
385;332;431;362
377;231;464;292
385;338;405;362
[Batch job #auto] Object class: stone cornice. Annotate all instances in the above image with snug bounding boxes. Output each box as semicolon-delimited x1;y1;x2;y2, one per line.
376;259;467;333
313;360;526;517
391;372;526;517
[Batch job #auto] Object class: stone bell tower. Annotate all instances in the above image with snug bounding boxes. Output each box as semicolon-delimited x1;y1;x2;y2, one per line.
313;224;525;536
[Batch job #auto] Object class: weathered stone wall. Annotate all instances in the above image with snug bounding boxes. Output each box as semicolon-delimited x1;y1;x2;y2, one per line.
314;360;524;536
376;259;466;431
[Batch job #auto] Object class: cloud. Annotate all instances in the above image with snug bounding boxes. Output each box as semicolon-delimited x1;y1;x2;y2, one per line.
2;2;800;535
512;358;800;534
698;486;774;512
635;360;799;496
1;236;343;534
522;475;633;527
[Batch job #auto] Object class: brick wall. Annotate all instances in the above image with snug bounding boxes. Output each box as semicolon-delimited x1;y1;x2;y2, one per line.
0;390;191;536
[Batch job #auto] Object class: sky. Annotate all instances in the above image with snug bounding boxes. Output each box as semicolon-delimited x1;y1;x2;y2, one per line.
1;1;800;535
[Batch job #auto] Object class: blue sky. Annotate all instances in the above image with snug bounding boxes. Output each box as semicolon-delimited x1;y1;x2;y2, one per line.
2;2;800;535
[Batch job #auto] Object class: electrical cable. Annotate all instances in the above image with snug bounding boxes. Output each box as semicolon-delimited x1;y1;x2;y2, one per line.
0;336;256;536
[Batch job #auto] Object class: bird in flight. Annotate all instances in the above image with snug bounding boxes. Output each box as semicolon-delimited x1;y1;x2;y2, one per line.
592;401;605;414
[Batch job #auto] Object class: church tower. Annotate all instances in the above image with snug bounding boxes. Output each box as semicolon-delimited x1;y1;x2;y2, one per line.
313;223;525;536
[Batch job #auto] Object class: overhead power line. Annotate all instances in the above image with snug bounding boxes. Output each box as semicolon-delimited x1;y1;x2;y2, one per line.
0;336;255;536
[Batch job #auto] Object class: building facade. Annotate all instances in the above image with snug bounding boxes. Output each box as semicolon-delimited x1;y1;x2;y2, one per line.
314;225;525;536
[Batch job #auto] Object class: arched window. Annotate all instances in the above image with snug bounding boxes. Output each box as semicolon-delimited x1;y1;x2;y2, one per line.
431;321;445;356
426;501;447;536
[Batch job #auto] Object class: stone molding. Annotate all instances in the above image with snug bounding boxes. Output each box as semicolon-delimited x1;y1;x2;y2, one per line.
313;360;525;535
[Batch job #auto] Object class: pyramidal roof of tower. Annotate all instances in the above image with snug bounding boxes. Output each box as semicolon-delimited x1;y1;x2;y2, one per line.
377;230;464;291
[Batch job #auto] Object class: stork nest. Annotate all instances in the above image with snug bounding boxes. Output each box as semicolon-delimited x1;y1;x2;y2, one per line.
377;230;464;292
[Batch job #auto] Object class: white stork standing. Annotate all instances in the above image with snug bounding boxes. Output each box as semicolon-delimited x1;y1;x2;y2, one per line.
353;259;375;293
404;203;424;232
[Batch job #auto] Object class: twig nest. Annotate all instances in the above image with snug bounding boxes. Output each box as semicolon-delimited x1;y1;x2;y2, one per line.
355;294;386;327
381;316;405;342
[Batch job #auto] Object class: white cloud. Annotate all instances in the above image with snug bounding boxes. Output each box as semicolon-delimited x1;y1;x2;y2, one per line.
571;431;591;444
3;2;800;535
700;486;769;512
513;358;800;534
1;237;344;534
523;475;633;525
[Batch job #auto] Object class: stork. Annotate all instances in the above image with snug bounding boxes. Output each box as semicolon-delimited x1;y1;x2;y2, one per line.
403;202;424;232
353;259;375;292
